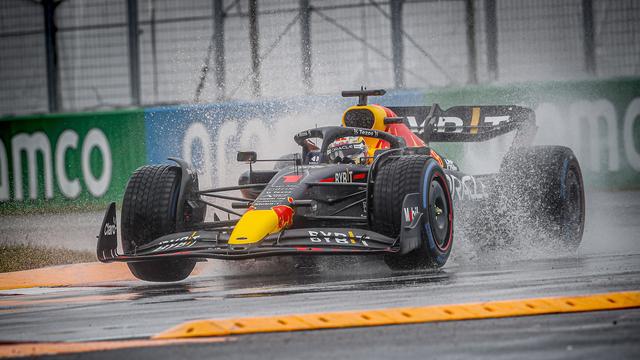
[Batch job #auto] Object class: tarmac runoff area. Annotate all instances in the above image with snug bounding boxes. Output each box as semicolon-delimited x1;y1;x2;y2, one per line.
0;190;638;359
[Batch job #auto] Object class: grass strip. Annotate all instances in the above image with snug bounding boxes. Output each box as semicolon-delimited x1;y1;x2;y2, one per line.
0;243;95;273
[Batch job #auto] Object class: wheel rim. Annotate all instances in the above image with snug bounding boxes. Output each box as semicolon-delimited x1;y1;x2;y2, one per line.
428;177;450;251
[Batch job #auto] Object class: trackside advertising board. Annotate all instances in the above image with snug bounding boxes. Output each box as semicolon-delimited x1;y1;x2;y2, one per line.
0;79;638;213
0;110;146;213
145;79;639;192
144;91;425;191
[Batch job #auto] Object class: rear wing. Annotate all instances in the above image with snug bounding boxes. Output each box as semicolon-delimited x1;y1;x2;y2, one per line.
387;104;537;145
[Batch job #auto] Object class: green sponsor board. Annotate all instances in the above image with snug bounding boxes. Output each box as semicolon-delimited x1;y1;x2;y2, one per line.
0;110;146;213
424;77;640;189
1;78;637;217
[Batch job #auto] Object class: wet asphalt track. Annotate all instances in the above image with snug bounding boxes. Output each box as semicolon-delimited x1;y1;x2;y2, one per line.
0;190;639;358
39;309;640;360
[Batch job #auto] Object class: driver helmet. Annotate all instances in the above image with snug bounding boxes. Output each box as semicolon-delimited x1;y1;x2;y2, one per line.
327;137;368;164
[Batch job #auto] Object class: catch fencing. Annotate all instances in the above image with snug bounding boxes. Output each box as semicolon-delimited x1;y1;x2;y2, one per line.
1;0;639;116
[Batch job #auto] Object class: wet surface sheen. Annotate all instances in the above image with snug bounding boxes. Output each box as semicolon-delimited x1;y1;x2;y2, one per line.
1;190;639;345
0;252;639;343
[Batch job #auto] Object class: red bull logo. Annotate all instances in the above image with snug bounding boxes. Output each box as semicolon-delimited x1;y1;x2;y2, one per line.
272;205;294;229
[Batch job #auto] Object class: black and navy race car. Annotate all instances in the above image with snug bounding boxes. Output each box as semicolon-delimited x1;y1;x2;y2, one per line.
97;89;585;282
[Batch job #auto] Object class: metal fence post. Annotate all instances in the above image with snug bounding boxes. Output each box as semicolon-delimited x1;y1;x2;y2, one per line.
213;0;226;101
150;2;159;102
390;0;404;88
249;0;261;97
465;0;478;84
127;0;141;105
485;0;498;81
43;0;60;112
300;0;312;94
582;0;596;75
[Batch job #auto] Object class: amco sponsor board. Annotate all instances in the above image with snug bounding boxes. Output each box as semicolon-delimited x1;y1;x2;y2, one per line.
425;78;640;189
0;110;146;212
145;91;424;190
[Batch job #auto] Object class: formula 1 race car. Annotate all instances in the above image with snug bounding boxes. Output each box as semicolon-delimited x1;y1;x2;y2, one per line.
97;89;585;282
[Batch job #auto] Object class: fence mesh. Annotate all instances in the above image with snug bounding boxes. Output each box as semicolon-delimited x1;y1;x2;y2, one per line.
56;0;130;111
595;0;640;78
403;0;469;87
0;0;47;115
138;0;213;104
0;0;639;115
496;0;586;82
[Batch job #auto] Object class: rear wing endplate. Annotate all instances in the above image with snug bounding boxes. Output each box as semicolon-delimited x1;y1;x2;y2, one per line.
388;104;537;145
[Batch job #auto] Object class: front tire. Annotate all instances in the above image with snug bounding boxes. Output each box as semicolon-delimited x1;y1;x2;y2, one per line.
372;155;454;270
121;165;196;282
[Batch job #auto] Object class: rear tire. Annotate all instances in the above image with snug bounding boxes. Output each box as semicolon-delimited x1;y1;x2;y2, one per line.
121;165;196;282
372;156;454;270
497;146;585;251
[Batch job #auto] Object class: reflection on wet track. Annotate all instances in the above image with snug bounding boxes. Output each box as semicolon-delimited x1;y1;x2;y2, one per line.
1;252;639;343
1;190;639;352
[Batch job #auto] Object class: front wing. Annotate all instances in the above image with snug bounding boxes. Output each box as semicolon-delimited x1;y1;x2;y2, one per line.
97;203;397;262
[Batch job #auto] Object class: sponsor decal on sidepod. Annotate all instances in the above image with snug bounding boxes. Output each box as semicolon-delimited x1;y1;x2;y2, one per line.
335;169;353;183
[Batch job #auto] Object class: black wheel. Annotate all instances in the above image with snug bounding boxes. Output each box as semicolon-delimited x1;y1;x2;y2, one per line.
121;165;196;282
497;146;585;250
372;155;454;270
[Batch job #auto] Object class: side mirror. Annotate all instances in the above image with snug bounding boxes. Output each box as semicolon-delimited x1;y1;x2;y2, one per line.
237;151;257;163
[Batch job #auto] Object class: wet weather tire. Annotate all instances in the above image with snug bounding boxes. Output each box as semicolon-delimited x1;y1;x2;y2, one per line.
121;165;196;282
372;156;454;270
497;146;585;250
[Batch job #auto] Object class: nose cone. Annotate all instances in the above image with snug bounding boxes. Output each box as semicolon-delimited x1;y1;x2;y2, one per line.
229;205;294;245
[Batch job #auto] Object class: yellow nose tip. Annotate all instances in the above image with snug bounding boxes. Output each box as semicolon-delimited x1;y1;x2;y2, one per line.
228;209;280;245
